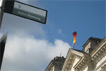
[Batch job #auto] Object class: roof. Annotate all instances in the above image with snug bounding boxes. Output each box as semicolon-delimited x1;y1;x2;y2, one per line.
69;48;88;57
62;48;87;71
90;36;106;56
72;48;88;55
45;56;65;71
83;37;102;49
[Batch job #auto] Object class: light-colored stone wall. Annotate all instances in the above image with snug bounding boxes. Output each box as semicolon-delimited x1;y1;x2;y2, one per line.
96;55;106;70
61;37;106;71
84;42;91;52
50;66;54;71
83;66;88;71
71;57;80;71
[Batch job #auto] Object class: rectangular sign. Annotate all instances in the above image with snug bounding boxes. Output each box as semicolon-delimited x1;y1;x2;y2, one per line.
0;0;3;7
4;1;47;24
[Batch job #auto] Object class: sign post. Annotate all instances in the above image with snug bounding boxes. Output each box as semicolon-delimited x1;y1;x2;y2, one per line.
0;33;7;70
0;0;5;28
0;0;47;70
0;0;7;70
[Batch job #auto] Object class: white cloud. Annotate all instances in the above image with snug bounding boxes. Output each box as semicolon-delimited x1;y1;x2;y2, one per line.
1;10;71;71
58;29;64;36
1;13;46;39
1;34;71;71
58;29;62;34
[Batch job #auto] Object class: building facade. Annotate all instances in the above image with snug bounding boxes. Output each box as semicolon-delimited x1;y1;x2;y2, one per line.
46;56;65;71
62;37;106;71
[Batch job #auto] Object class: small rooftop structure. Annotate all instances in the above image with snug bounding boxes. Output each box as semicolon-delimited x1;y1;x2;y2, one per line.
45;56;65;71
83;37;102;53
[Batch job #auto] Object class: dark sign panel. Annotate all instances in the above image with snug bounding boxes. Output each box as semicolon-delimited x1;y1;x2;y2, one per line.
0;33;7;70
4;0;47;24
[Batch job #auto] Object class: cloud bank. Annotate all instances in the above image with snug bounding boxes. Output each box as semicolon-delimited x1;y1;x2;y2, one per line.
1;34;70;71
1;13;71;71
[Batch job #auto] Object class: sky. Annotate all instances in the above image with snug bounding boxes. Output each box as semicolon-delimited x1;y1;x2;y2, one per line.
1;0;105;71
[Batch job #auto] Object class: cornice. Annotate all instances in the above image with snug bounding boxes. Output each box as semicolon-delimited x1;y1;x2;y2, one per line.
82;37;102;51
62;48;84;71
91;37;106;57
45;61;54;71
92;44;106;62
95;60;106;71
74;57;84;69
62;48;71;71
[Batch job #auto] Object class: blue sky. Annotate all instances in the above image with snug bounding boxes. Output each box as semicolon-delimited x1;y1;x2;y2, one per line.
1;0;105;71
34;0;105;50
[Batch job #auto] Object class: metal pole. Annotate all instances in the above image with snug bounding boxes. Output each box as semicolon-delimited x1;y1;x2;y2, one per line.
0;0;6;70
0;33;7;70
0;0;5;29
